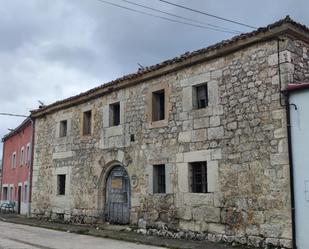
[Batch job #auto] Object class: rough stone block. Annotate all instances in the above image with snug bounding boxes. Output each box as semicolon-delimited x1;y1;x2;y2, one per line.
183;193;214;206
192;129;207;142
193;118;209;129
209;116;220;127
192;207;220;222
208;223;225;234
208;126;224;140
183;150;211;162
270;153;289;165
178;131;192;143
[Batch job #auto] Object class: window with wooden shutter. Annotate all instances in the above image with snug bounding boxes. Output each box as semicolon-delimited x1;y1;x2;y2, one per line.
152;90;165;121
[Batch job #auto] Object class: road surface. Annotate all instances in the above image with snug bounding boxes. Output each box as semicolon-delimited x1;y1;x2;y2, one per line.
0;221;165;249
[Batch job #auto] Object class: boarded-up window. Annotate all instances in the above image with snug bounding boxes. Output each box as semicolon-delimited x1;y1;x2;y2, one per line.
83;110;92;135
153;164;166;193
109;102;120;126
190;161;208;193
152;90;165;121
194;84;208;109
57;175;66;195
59;120;67;137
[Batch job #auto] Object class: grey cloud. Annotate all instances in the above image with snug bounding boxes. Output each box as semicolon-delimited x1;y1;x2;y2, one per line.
0;0;309;156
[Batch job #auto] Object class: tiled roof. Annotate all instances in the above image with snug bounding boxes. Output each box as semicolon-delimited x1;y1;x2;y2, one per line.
31;16;309;116
2;117;32;142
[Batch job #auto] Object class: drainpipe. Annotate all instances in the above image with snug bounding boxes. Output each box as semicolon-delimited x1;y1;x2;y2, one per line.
277;38;297;249
27;118;35;216
284;95;297;249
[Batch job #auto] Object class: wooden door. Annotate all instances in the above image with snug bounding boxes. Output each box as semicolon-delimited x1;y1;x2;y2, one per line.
105;166;130;224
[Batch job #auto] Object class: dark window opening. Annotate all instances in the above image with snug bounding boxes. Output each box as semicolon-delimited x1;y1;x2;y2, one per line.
153;164;166;193
152;90;165;121
194;84;208;109
109;102;120;126
57;174;66;195
83;110;92;135
190;161;208;193
130;134;135;142
3;187;8;200
59;120;67;137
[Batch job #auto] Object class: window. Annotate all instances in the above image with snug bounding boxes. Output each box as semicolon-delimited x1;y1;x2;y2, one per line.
59;120;68;137
152;90;165;121
26;144;31;165
153;164;166;193
109;102;120;126
11;153;16;168
20;148;24;166
3;187;8;200
83;110;92;135
190;161;208;193
57;175;66;195
193;84;208;109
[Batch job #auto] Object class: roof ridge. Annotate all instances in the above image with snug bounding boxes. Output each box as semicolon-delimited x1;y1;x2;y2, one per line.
31;16;309;116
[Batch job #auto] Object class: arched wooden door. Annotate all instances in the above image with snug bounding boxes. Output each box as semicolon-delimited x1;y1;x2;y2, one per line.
105;166;130;224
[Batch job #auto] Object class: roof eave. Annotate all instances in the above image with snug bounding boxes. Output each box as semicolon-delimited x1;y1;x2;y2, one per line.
2;117;32;142
31;22;309;118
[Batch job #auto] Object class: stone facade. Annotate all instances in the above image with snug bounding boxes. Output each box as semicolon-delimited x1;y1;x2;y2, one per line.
31;19;309;248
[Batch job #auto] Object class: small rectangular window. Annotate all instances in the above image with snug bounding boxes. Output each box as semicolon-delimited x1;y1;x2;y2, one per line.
57;175;66;195
83;110;92;135
194;84;208;109
190;161;208;193
12;153;16;168
153;164;166;194
152;90;165;121
109;102;120;126
20;148;24;166
59;120;67;137
26;144;31;165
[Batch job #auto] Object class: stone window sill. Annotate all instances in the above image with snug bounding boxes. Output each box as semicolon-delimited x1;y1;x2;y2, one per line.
149;119;168;129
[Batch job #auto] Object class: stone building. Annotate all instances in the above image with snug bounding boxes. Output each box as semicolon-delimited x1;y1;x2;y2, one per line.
30;17;309;248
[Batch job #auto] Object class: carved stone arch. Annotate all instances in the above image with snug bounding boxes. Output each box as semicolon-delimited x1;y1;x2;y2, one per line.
96;160;131;224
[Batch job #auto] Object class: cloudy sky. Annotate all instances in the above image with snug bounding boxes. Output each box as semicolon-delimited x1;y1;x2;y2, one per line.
0;0;307;157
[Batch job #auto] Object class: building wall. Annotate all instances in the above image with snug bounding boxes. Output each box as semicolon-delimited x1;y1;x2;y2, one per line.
31;36;309;248
290;89;309;249
1;122;32;215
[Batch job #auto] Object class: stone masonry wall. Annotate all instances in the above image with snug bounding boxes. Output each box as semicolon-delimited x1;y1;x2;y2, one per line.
31;35;309;248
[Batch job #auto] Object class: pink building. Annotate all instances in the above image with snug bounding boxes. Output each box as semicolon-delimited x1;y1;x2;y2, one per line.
1;118;33;214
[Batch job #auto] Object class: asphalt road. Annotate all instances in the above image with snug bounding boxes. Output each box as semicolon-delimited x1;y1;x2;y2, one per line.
0;221;165;249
